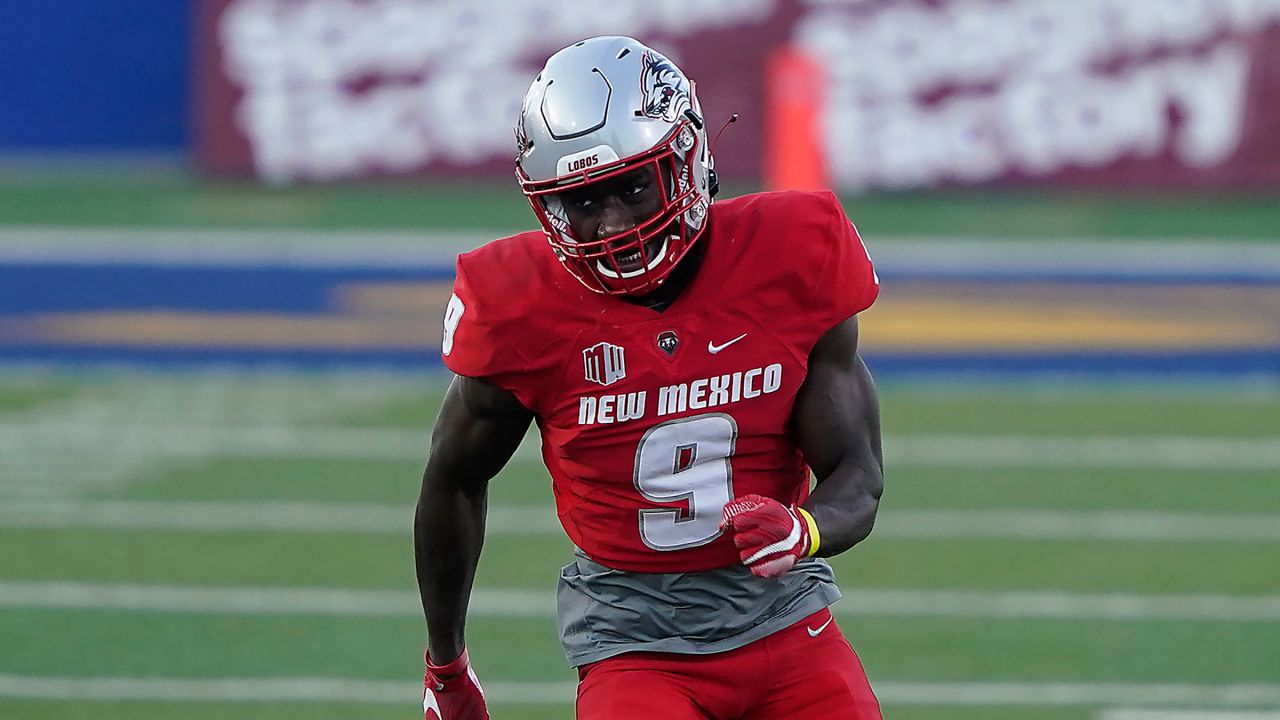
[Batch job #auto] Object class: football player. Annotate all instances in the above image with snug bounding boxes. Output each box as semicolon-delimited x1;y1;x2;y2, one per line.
416;36;884;720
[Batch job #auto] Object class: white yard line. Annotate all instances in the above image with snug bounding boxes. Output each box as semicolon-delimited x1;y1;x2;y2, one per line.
871;240;1280;279
2;582;1277;622
0;380;425;497
1095;707;1280;712
885;435;1280;471
0;674;1278;708
1;501;1275;543
879;510;1280;542
0;674;570;704
3;228;1279;277
835;590;1280;621
876;682;1280;707
0;583;551;618
0;227;483;267
6;415;1280;473
0;376;1275;504
0;501;559;535
883;682;1280;707
2;423;1277;500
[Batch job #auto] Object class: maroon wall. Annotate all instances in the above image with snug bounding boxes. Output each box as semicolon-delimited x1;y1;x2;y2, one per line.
196;0;1280;190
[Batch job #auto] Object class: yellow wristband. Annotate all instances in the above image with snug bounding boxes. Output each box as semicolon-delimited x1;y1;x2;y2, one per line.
796;507;821;557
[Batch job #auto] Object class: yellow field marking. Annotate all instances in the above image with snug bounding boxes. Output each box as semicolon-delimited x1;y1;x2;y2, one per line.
6;280;1278;351
861;299;1278;350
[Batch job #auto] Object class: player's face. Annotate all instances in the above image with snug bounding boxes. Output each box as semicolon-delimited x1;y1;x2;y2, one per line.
556;165;667;274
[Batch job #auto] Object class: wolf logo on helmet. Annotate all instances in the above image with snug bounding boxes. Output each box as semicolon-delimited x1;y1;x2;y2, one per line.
640;50;691;123
514;116;531;159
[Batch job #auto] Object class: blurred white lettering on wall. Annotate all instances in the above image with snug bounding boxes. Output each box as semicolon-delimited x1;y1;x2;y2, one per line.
796;0;1280;189
219;0;775;183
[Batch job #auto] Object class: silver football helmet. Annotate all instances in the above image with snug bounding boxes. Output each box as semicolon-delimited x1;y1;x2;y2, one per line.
516;36;715;295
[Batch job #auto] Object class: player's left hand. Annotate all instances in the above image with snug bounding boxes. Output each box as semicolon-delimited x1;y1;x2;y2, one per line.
423;649;488;720
720;494;814;578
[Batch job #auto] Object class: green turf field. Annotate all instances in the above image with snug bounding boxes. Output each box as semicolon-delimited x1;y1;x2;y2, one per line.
0;372;1276;719
1;171;1277;716
3;172;1280;238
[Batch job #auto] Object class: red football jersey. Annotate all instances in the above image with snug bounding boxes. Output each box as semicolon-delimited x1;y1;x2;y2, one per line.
441;190;879;572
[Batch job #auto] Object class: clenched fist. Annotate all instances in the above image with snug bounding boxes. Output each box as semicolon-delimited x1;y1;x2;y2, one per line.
720;494;817;578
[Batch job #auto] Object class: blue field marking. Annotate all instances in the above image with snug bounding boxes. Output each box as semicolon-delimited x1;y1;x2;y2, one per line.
0;263;454;315
868;351;1280;377
1;256;1277;376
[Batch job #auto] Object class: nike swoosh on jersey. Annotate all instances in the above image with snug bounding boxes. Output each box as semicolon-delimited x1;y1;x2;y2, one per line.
807;616;834;637
707;333;748;354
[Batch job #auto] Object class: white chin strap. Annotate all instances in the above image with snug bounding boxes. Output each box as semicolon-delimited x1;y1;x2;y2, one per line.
595;235;672;279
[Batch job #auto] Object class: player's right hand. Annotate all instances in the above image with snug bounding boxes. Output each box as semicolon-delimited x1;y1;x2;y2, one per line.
423;649;489;720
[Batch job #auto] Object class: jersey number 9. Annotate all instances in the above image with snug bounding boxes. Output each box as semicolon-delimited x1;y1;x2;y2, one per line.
633;413;738;551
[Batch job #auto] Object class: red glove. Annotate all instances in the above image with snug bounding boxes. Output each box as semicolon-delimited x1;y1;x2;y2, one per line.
720;494;818;578
423;649;488;720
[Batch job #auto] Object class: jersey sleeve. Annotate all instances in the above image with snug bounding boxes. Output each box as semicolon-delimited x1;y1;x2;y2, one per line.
440;256;540;410
810;191;880;330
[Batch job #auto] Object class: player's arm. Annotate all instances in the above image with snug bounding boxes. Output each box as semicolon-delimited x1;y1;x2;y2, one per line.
721;315;882;576
415;373;533;663
792;315;884;557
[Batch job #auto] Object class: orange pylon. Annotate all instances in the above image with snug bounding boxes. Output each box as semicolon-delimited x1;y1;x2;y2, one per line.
764;47;827;191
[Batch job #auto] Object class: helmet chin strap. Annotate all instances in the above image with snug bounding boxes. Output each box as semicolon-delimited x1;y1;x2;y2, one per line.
595;234;673;279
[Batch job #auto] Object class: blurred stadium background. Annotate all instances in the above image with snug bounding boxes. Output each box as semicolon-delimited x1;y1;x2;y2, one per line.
2;2;1278;719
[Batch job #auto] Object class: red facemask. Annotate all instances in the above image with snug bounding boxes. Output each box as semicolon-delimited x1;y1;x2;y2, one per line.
518;120;709;296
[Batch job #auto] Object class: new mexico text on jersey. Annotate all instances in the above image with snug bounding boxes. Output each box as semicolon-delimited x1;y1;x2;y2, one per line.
443;189;878;572
577;361;784;426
